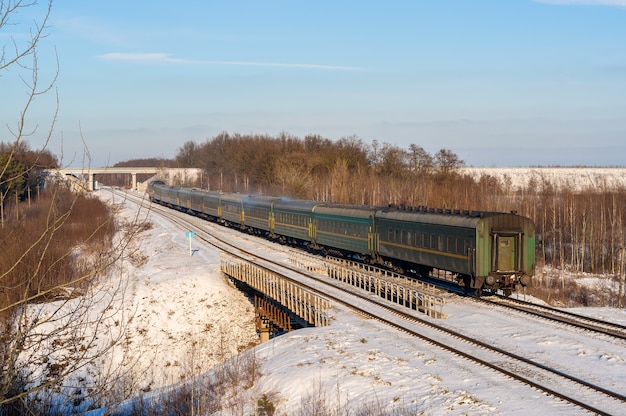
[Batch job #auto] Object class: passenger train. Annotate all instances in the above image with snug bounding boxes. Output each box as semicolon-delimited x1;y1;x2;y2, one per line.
147;180;535;296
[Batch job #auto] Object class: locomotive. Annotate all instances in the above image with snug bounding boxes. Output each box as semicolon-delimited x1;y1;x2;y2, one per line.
147;180;535;296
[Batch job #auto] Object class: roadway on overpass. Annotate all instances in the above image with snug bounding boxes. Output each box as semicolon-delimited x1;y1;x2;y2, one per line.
53;167;201;191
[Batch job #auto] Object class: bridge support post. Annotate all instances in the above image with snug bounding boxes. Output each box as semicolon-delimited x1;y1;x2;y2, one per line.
131;173;137;190
89;173;96;191
257;317;271;343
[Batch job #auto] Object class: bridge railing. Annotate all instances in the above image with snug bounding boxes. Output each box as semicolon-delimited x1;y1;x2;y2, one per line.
289;250;447;319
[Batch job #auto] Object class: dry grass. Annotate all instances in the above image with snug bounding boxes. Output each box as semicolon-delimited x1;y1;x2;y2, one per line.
1;186;116;411
527;266;622;307
1;187;114;312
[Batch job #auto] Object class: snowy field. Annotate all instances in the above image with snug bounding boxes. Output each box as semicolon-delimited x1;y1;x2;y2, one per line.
58;189;623;415
462;167;626;191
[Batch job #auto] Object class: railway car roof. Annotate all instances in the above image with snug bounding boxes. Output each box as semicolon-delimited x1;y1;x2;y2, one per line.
242;194;281;209
186;189;221;200
314;204;378;219
273;198;323;213
375;207;522;228
219;193;247;204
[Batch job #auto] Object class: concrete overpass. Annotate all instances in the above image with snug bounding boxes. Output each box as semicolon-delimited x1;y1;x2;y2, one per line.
52;167;202;191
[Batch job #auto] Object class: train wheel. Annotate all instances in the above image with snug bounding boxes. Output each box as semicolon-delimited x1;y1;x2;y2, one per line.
461;275;471;295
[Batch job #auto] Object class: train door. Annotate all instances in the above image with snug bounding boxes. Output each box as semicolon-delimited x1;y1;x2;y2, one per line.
491;232;522;273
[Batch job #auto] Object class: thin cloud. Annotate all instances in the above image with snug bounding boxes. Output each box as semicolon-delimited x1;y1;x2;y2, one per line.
96;52;364;71
534;0;626;7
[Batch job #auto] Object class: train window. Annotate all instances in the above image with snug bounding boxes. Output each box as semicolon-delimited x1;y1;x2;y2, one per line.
456;238;462;254
447;236;452;252
394;229;399;243
430;234;436;249
388;228;393;241
439;236;444;251
414;232;420;247
423;233;429;248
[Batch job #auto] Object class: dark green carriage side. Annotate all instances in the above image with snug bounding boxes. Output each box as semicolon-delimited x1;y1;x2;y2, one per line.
201;191;221;219
375;209;478;275
313;204;378;257
189;189;205;213
273;199;320;242
163;186;180;206
177;188;193;211
220;194;246;225
147;180;166;202
243;195;280;232
376;208;535;292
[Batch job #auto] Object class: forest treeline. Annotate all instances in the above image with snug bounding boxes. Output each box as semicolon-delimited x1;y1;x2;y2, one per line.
121;131;626;306
0;141;58;225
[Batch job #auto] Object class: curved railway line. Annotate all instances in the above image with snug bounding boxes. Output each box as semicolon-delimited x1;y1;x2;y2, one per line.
112;189;626;415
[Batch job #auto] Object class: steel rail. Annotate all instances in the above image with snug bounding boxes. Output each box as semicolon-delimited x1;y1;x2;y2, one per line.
113;189;625;415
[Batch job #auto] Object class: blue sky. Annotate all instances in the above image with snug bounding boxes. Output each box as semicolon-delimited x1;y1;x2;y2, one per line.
2;0;625;167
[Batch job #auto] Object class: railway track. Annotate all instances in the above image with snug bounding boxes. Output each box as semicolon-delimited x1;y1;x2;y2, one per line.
482;295;626;341
414;272;626;341
111;189;626;415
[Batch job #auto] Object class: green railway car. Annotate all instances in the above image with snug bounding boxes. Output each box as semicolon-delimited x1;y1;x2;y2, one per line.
313;204;378;259
273;199;321;243
148;180;535;296
201;191;222;219
375;207;535;295
243;195;280;233
220;194;246;226
176;188;193;211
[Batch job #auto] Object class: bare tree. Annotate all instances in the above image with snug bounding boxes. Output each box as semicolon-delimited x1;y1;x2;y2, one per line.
434;148;464;174
1;2;142;412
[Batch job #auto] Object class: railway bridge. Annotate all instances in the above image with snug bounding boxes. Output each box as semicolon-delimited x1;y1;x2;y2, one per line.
50;167;202;191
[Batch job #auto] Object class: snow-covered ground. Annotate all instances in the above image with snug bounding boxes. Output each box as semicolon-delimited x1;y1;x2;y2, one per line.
26;189;626;415
462;167;626;191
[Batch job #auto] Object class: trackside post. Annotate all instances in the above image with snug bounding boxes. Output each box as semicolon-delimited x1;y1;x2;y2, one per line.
185;231;196;256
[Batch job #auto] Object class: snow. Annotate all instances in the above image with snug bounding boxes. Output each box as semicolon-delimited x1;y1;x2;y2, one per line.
462;167;626;192
22;188;626;415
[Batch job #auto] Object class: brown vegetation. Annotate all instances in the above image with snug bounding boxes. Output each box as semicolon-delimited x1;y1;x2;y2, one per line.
0;186;114;314
0;184;116;411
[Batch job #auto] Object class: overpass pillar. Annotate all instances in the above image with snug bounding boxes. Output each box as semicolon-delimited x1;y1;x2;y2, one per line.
89;173;96;191
131;173;137;190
